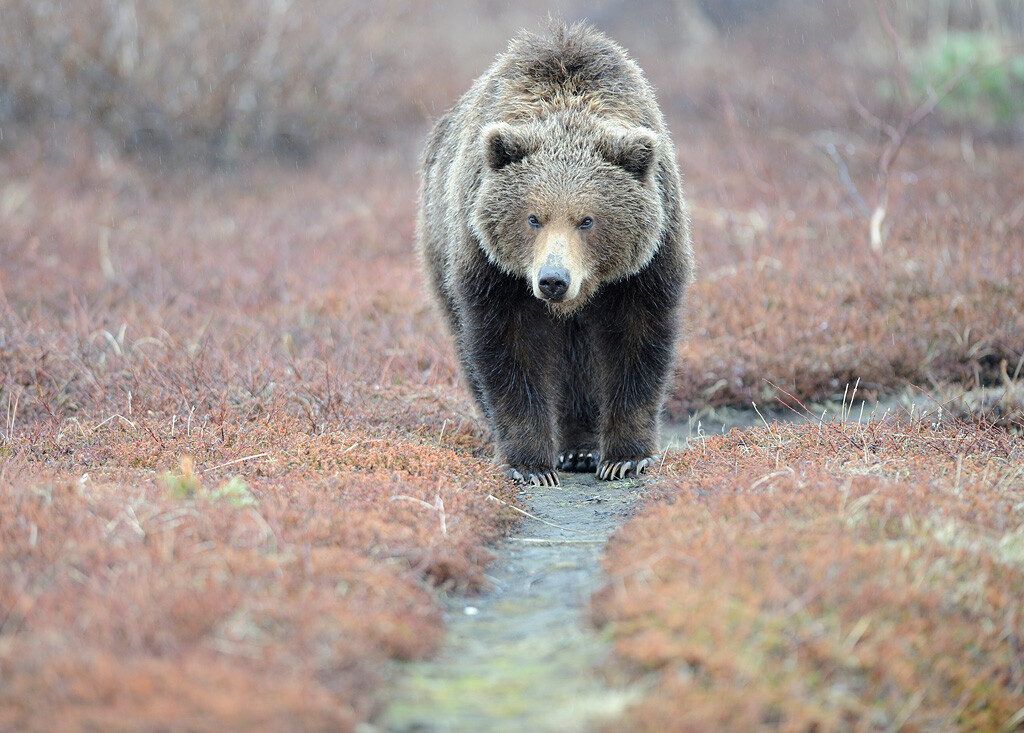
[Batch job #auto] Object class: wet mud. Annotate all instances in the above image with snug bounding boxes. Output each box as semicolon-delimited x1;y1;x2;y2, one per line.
375;402;862;732
378;473;648;733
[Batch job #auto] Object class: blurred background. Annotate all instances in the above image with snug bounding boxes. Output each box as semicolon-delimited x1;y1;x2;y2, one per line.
1;0;1022;164
2;0;1023;416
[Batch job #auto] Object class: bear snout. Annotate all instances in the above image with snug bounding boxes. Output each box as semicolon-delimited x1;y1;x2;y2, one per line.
531;227;585;305
537;266;570;301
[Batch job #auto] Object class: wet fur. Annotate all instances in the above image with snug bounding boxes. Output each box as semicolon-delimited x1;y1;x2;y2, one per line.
417;22;693;484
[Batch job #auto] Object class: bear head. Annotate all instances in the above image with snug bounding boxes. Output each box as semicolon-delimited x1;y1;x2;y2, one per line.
470;113;666;317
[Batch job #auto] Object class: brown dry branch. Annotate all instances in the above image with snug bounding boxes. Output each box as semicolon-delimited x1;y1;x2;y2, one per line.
858;0;974;250
717;84;776;199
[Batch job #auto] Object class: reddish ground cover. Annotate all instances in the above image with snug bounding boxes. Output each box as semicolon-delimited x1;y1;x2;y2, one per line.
673;133;1024;415
594;412;1024;731
0;145;516;731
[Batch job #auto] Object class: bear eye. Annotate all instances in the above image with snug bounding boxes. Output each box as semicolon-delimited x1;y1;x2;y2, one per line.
578;217;594;230
527;214;541;228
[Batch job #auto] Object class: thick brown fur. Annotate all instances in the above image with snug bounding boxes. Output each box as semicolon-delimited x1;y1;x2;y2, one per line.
417;21;693;486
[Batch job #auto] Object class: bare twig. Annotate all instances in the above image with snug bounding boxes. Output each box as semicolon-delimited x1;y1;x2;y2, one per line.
391;493;447;536
857;1;974;250
509;537;604;545
94;413;137;430
762;379;862;451
203;453;270;473
718;85;775;198
486;494;581;533
823;140;871;218
847;79;897;139
3;389;20;445
873;0;909;108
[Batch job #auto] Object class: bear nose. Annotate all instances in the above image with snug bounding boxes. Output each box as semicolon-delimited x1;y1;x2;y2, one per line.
537;267;570;301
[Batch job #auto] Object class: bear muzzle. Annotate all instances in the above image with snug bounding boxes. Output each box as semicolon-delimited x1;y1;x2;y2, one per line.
537;266;570;301
531;229;585;304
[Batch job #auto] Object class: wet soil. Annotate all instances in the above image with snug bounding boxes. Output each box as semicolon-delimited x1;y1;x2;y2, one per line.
378;472;648;732
373;411;768;733
374;400;900;732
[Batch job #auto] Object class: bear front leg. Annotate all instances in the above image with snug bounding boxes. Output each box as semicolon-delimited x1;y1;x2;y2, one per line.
457;267;560;487
557;313;601;473
590;274;682;481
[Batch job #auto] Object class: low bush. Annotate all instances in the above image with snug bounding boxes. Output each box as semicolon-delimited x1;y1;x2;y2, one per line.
594;412;1024;731
0;1;442;159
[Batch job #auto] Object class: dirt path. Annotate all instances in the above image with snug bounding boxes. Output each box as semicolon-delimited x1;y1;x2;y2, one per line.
375;408;807;732
379;473;646;732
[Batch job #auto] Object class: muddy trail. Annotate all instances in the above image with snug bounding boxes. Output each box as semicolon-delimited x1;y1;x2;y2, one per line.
374;397;916;732
379;473;645;732
371;406;805;733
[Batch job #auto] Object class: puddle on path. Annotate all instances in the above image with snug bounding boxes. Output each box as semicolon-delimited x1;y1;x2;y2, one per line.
375;397;909;732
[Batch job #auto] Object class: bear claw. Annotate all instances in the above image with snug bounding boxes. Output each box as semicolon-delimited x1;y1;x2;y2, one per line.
597;456;654;481
557;451;599;472
505;465;560;487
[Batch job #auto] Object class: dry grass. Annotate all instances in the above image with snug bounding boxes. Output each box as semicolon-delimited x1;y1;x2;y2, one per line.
0;143;518;731
594;409;1024;731
668;82;1024;414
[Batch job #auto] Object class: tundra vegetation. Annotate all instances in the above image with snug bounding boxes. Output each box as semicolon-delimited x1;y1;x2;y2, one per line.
1;1;1022;731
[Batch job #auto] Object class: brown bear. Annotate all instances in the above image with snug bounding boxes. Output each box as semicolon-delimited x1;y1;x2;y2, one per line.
417;21;693;486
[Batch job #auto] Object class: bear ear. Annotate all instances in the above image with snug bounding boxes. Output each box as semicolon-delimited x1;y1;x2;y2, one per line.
599;127;658;181
483;123;535;170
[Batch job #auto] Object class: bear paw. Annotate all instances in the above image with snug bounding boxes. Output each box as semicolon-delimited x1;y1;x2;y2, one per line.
505;464;560;487
597;456;655;481
557;451;599;472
